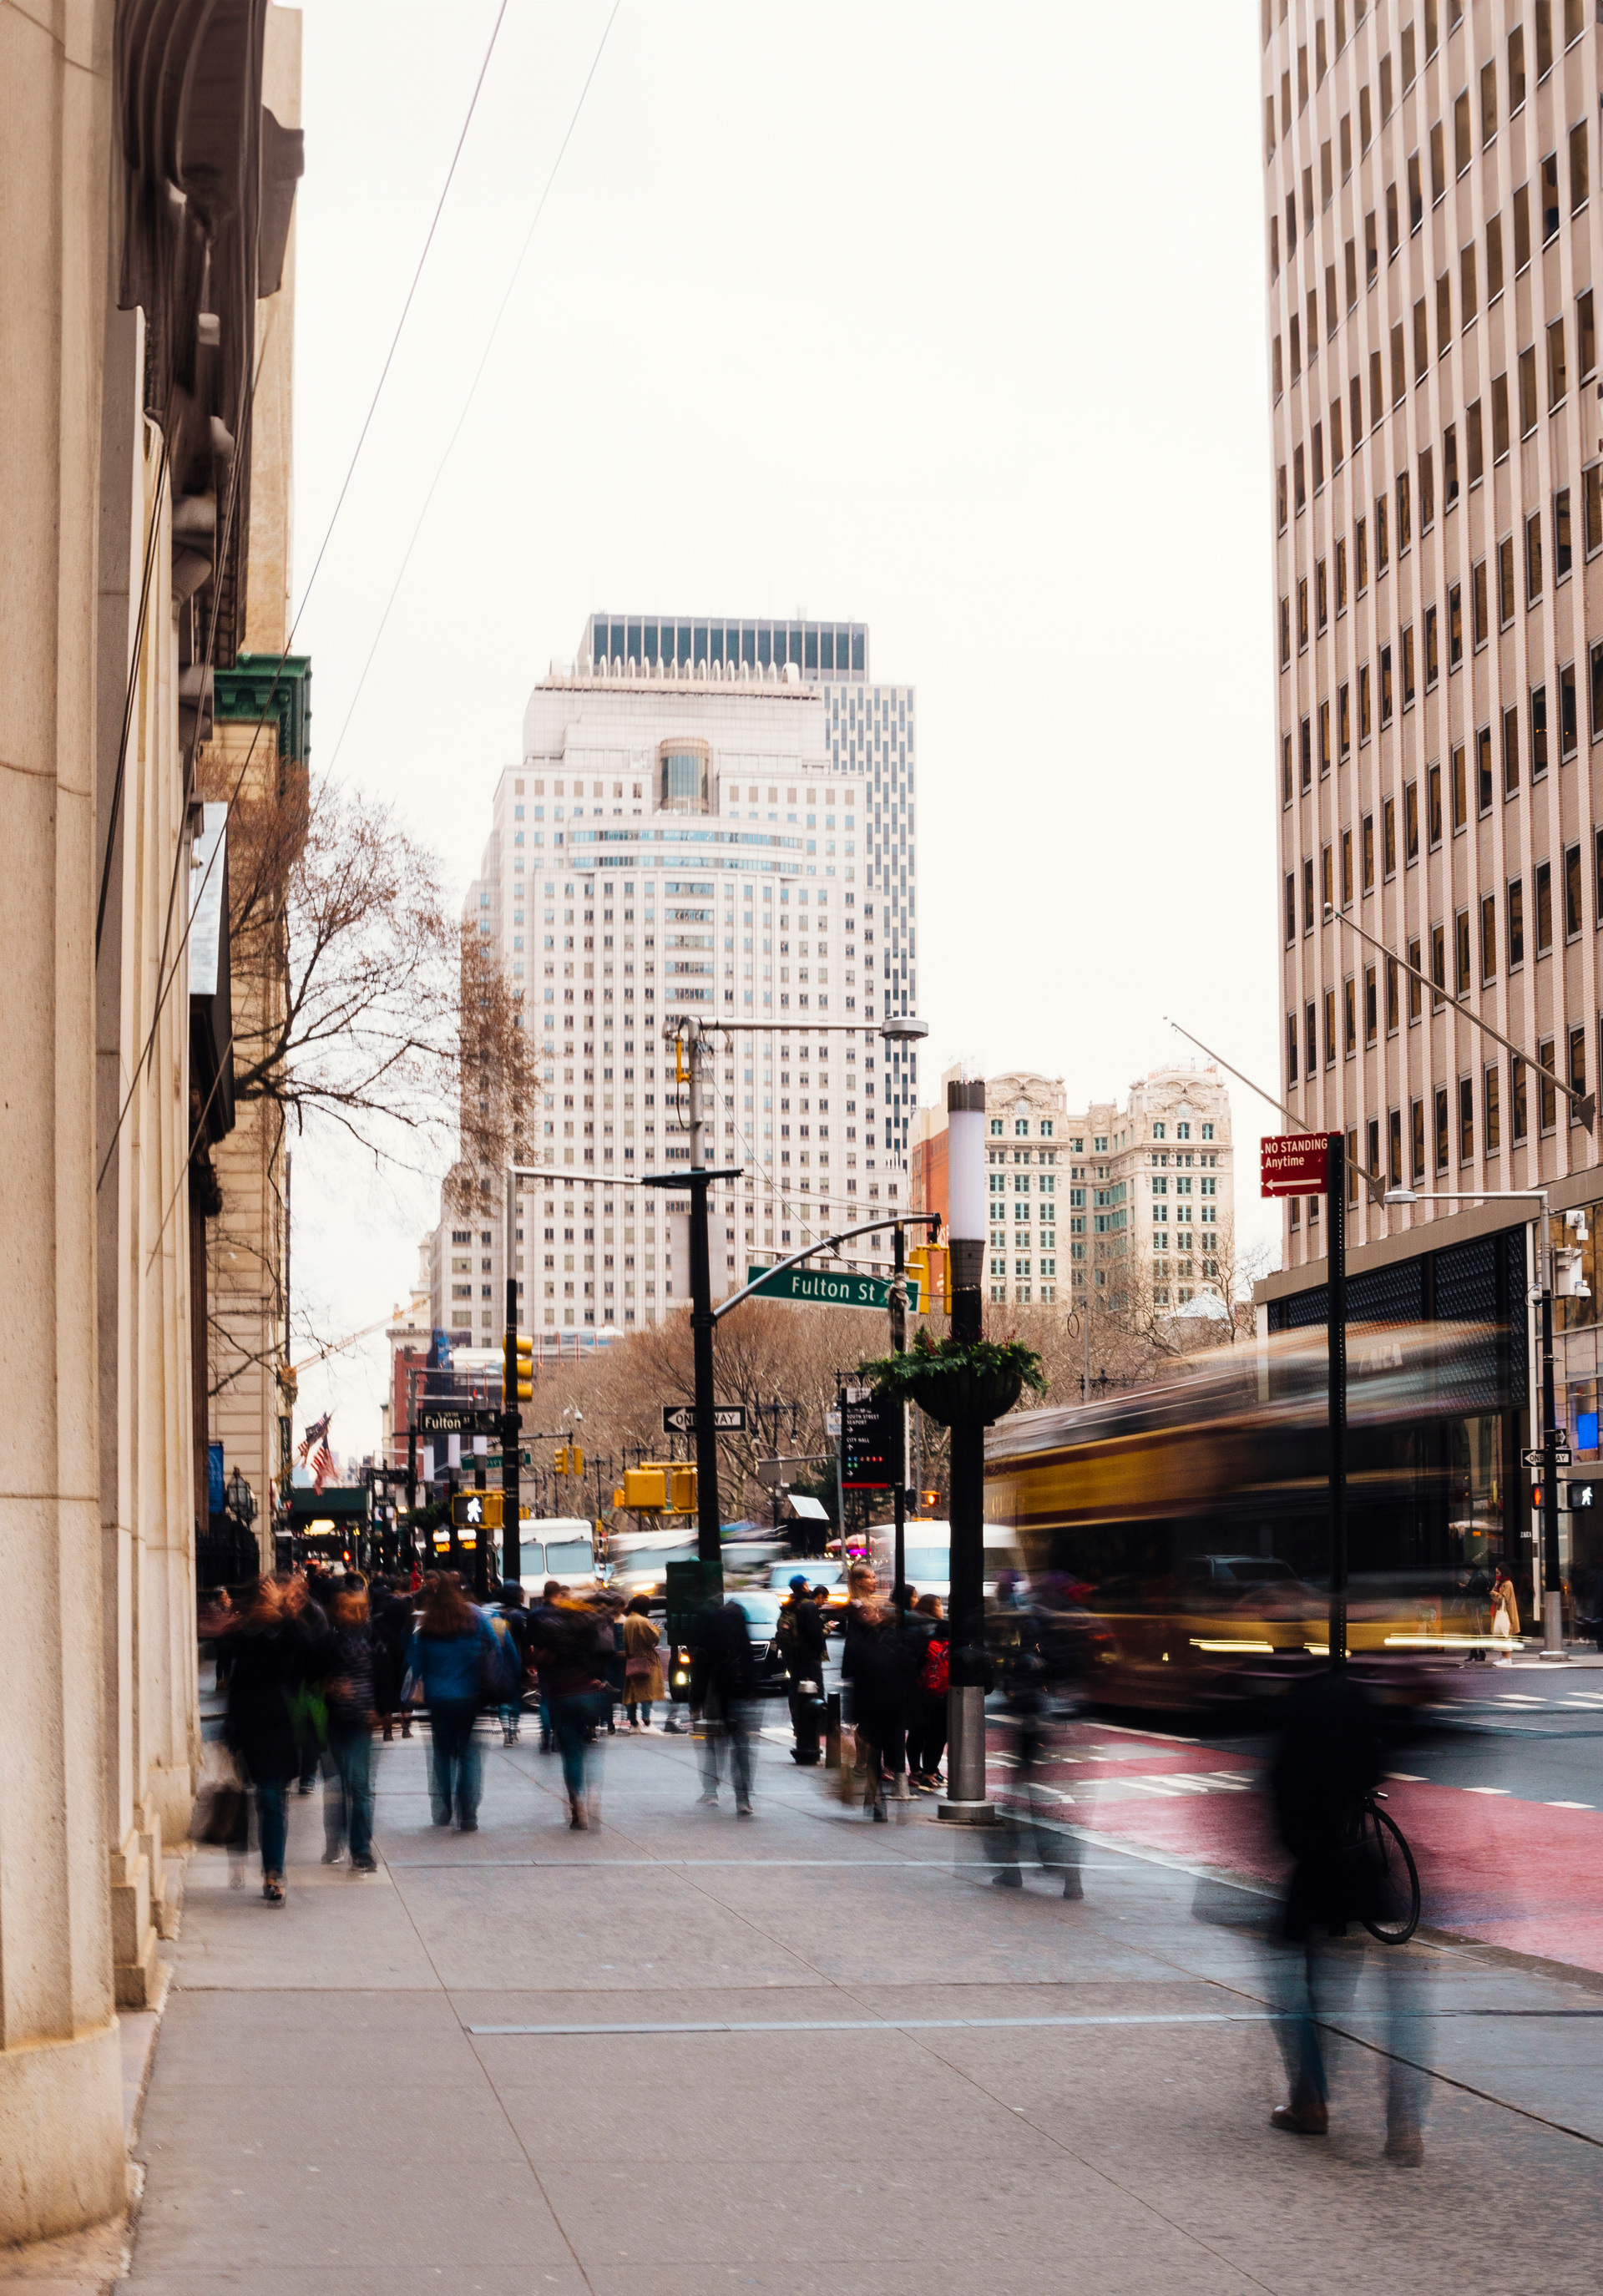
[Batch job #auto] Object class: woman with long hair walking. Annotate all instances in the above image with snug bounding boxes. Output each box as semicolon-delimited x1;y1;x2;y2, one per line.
406;1576;497;1832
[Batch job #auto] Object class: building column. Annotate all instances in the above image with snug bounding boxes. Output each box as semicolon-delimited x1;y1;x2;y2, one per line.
0;0;129;2241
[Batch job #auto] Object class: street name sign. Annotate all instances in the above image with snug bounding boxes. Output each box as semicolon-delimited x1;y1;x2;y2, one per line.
745;1264;921;1312
661;1403;747;1435
1260;1133;1335;1197
417;1406;502;1437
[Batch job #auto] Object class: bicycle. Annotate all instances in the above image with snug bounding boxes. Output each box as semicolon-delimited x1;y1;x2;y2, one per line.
1353;1788;1421;1945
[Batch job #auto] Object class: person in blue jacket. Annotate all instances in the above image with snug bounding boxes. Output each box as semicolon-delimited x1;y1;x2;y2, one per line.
407;1574;497;1831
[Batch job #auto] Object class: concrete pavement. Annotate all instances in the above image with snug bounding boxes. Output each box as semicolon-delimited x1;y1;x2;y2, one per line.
116;1714;1603;2293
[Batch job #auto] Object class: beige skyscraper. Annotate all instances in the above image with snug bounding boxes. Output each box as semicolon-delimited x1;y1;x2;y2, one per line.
1266;0;1603;1254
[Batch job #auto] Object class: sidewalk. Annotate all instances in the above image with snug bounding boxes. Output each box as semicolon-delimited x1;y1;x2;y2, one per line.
119;1717;1603;2294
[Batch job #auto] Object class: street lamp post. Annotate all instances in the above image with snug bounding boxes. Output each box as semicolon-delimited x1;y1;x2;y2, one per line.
940;1075;994;1823
1386;1185;1573;1657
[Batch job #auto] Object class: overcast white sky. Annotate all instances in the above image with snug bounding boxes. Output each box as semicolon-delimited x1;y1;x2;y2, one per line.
285;0;1280;1459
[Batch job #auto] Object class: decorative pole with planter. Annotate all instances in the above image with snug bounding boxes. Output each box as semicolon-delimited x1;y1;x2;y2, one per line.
862;1077;1045;1826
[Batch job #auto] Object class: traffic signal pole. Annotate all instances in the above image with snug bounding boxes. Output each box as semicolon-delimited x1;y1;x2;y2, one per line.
503;1167;519;1592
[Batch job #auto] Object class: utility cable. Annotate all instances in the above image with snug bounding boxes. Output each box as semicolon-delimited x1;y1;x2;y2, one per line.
324;0;623;776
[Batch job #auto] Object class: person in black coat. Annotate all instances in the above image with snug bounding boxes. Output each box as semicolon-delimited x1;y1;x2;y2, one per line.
690;1597;756;1815
778;1575;829;1765
224;1579;312;1903
369;1577;416;1742
1267;1666;1424;2160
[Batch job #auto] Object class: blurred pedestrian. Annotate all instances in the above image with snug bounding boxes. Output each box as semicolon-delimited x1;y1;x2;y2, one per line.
987;1582;1084;1897
842;1564;912;1818
777;1575;828;1765
1489;1565;1520;1663
622;1595;664;1729
283;1570;330;1794
526;1579;565;1753
908;1593;948;1792
494;1580;530;1743
1267;1666;1425;2162
370;1575;416;1742
602;1590;627;1734
223;1576;308;1904
540;1595;614;1828
407;1575;498;1832
692;1596;756;1816
319;1582;378;1871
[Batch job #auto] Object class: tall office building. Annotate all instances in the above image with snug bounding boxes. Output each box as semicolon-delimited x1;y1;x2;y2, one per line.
430;613;918;1344
1268;0;1602;1256
1259;1;1603;1606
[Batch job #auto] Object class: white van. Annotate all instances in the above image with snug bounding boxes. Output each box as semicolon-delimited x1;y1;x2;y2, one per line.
867;1519;1020;1605
518;1517;596;1595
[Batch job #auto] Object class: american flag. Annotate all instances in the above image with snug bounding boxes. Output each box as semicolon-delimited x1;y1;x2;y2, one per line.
311;1440;336;1495
297;1412;331;1464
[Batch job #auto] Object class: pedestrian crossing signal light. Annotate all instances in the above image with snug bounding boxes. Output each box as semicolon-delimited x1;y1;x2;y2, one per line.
513;1333;533;1402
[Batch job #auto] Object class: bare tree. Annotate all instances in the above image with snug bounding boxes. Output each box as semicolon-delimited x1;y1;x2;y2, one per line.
200;762;460;1159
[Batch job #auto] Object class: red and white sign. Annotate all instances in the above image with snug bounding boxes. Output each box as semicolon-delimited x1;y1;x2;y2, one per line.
1261;1131;1334;1198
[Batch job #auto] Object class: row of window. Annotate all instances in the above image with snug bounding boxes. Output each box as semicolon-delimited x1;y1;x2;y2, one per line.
1288;1034;1590;1228
1266;2;1584;195
1290;832;1603;1004
1277;296;1598;537
1287;839;1603;1078
1282;473;1601;721
1275;201;1591;412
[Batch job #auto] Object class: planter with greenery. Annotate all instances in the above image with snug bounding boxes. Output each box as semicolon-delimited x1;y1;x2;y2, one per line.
861;1330;1047;1429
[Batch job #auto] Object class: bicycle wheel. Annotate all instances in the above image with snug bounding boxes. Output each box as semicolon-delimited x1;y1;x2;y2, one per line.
1360;1804;1420;1945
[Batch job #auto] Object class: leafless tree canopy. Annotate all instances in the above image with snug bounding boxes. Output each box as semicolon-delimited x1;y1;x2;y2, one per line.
204;764;461;1160
451;928;535;1193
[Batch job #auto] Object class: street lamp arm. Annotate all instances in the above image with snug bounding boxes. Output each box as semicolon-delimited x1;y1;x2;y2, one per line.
1165;1015;1388;1205
712;1214;941;1322
1327;904;1595;1130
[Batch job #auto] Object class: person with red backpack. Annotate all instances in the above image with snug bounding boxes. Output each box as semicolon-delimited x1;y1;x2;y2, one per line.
908;1593;948;1793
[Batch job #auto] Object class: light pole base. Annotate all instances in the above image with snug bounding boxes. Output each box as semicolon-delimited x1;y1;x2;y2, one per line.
936;1798;999;1825
1540;1589;1569;1659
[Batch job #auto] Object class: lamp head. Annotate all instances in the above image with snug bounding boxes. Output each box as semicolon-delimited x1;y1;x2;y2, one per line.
1383;1187;1418;1206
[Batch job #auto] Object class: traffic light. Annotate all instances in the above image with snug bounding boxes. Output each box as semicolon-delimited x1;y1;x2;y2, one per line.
624;1465;666;1509
670;1464;697;1513
571;1445;584;1478
513;1333;533;1402
613;1487;626;1508
554;1444;569;1474
908;1243;948;1314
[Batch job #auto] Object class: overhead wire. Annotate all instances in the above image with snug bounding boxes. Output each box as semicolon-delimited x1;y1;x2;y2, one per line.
96;0;516;1196
324;0;624;776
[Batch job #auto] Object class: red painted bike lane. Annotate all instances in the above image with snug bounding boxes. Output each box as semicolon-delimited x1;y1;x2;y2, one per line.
987;1720;1603;1975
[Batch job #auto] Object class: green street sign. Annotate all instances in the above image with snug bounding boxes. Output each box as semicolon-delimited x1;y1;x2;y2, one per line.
746;1264;921;1312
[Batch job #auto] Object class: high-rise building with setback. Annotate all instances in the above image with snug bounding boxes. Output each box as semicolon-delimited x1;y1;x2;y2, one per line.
1257;1;1603;1623
430;612;918;1344
1265;0;1603;1260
